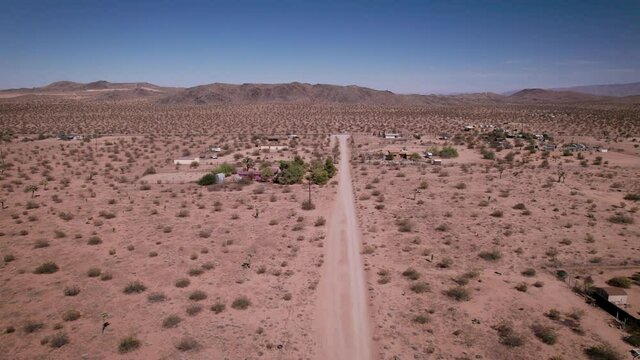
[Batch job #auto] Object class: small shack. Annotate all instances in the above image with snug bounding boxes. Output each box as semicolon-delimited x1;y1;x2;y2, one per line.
595;287;628;306
384;132;401;139
174;156;200;165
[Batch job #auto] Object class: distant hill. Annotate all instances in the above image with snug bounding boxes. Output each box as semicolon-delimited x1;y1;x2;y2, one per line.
551;82;640;97
2;80;639;105
508;88;608;103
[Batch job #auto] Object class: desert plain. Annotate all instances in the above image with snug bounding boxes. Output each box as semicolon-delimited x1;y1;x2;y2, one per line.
0;82;639;360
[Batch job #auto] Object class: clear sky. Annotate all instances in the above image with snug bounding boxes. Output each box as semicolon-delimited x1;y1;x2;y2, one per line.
1;0;639;94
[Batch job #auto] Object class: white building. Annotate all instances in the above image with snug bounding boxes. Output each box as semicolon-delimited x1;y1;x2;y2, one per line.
384;132;400;139
174;156;200;165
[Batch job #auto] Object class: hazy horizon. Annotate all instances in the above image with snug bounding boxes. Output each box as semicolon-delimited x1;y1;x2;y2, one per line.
1;0;639;93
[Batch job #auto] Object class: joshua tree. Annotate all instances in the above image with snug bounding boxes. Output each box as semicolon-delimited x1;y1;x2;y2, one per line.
24;184;38;198
243;157;255;171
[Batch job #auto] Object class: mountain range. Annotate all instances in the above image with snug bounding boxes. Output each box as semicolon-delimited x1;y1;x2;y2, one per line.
2;80;640;105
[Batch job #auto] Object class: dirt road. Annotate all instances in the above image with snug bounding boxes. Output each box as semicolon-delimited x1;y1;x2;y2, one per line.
316;134;372;360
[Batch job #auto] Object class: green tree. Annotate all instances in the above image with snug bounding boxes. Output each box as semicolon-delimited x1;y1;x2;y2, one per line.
309;162;329;185
276;158;305;184
25;184;38;198
259;164;274;181
212;163;235;175
197;173;216;186
439;146;459;158
324;157;337;178
243;157;255;171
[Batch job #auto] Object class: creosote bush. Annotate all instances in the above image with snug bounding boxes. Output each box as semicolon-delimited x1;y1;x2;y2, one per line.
118;336;141;353
231;296;251;310
123;281;146;294
34;261;59;274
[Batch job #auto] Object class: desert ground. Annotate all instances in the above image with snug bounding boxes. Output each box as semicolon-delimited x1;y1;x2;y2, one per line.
0;85;639;360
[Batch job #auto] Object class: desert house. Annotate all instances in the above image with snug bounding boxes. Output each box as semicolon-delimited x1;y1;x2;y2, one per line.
384;132;401;139
259;145;288;152
594;287;628;306
173;156;200;165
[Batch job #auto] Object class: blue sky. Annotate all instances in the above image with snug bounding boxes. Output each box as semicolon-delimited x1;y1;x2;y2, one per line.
1;0;639;93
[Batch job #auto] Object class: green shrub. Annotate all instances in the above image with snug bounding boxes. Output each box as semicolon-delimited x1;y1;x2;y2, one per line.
189;290;207;301
212;163;235;175
210;303;226;314
606;276;631;288
623;193;640;201
197;173;216;186
62;310;80;322
439;146;459;158
410;282;430;293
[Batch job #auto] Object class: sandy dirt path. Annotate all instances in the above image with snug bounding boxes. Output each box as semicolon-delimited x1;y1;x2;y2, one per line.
316;134;372;360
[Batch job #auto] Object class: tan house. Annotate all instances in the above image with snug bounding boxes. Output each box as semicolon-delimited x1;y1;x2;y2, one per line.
595;287;628;306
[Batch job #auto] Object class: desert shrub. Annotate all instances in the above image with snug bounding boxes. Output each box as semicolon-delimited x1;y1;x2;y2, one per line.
58;212;74;221
608;214;633;224
445;286;471;301
515;283;528;292
495;322;524;347
402;267;420;280
34;239;49;248
123;281;146;294
197;173;216;186
50;333;69;348
437;257;453;268
118;336;141;353
201;261;215;270
87;267;101;277
606;276;631;288
147;292;166;303
490;210;504;217
210;303;226;314
176;337;200;352
396;218;414;232
186;304;203;316
584;344;622;360
231;296;251;310
512;203;526;210
478;250;502;261
87;236;102;245
100;272;113;281
624;193;640;201
212;163;235;175
24;321;44;333
34;261;58;274
314;217;326;226
413;315;430;324
162;315;182;328
532;324;557;344
301;200;315;210
377;269;391;284
189;290;207;301
545;309;561;320
63;285;80;296
188;268;204;276
142;167;156;176
439;146;459;158
410;282;430;293
521;268;536;277
62;310;80;322
176;209;189;218
435;223;449;232
175;278;190;288
4;254;15;263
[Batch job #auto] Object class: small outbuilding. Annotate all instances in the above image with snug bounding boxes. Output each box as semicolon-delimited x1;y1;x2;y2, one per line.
595;287;628;306
384;132;401;139
174;156;200;165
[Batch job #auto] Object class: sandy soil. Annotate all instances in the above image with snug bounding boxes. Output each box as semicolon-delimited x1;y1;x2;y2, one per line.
316;135;372;360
